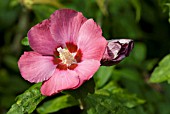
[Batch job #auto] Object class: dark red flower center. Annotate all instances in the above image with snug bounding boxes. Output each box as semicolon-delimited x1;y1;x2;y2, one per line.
53;42;82;70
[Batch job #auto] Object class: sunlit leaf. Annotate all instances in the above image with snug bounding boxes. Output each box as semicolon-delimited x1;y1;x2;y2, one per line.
7;83;45;114
150;54;170;83
21;37;29;46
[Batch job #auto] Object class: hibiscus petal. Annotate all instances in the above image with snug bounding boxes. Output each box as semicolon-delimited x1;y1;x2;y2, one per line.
50;9;87;45
28;19;62;55
74;59;100;87
18;52;56;83
41;69;80;96
77;19;107;61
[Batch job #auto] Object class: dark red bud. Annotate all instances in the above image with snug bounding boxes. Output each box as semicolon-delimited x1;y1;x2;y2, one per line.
101;39;134;66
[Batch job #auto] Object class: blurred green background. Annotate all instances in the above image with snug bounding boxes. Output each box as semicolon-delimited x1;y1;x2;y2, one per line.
0;0;170;114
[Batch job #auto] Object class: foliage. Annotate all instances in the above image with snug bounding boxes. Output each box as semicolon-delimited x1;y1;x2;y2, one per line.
150;54;170;83
0;0;170;114
37;95;78;114
84;82;145;114
7;83;45;114
21;37;29;46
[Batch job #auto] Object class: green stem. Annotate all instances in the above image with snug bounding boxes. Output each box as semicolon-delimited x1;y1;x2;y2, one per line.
78;98;85;110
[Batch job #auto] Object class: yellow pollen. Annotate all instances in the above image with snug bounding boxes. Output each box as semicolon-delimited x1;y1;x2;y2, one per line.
57;47;76;66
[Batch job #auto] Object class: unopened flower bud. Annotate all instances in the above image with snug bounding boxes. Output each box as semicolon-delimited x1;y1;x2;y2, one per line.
101;39;134;66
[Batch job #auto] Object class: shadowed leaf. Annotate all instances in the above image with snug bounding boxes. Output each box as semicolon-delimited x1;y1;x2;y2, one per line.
37;95;78;114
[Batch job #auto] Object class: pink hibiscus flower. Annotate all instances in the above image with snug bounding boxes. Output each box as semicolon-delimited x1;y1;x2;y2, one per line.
18;9;107;96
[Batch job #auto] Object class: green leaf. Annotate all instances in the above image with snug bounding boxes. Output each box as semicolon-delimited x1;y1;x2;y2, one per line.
7;83;46;114
150;54;170;83
62;79;95;111
63;78;95;99
133;43;146;62
144;59;158;71
98;82;145;108
23;0;64;9
85;94;127;114
165;3;170;23
159;0;170;23
130;0;141;21
107;0;142;38
0;0;20;29
3;55;18;71
94;66;114;88
32;4;56;22
21;37;29;46
37;95;78;114
84;82;145;114
96;0;108;15
112;68;141;82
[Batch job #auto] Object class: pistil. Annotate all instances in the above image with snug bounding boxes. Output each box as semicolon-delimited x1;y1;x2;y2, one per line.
57;47;76;66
